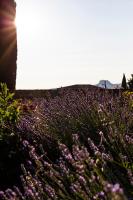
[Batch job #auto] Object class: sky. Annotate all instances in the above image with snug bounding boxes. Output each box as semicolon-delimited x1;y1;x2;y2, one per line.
15;0;133;89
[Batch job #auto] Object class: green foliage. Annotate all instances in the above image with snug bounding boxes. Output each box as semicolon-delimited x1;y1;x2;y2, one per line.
0;83;20;139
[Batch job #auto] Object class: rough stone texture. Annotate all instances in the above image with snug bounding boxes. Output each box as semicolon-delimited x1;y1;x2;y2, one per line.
0;0;17;90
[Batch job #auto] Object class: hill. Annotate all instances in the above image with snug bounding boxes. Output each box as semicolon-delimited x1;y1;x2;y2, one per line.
14;84;101;99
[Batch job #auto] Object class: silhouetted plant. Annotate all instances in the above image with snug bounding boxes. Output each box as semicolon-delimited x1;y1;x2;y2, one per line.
128;74;133;90
121;74;127;90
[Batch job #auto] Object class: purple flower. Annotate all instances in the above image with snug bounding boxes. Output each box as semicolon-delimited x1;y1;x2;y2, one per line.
112;183;123;194
45;184;57;198
23;140;29;147
78;175;87;185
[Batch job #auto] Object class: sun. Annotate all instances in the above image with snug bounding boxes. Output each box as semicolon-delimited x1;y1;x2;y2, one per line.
15;3;42;38
16;10;35;34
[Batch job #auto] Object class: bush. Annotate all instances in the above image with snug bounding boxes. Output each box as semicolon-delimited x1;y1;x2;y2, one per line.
0;83;23;189
0;83;20;139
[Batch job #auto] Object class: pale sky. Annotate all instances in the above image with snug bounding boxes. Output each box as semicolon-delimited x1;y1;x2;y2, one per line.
16;0;133;89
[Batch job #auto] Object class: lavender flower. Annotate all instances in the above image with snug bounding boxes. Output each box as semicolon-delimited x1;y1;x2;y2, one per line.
45;184;57;199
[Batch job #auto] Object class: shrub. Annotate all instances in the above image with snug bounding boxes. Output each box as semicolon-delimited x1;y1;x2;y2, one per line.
0;88;132;199
0;83;23;189
0;83;20;139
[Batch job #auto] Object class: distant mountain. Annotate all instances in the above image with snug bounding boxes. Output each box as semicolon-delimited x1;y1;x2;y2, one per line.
96;80;121;89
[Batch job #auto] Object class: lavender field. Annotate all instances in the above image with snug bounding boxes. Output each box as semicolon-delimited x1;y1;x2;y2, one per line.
0;86;133;200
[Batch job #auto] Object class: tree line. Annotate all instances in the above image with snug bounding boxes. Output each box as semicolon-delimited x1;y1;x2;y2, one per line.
122;74;133;90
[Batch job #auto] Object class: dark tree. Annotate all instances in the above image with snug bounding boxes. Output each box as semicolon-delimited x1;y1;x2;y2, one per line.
121;73;127;89
0;0;17;91
128;74;133;90
104;80;107;89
